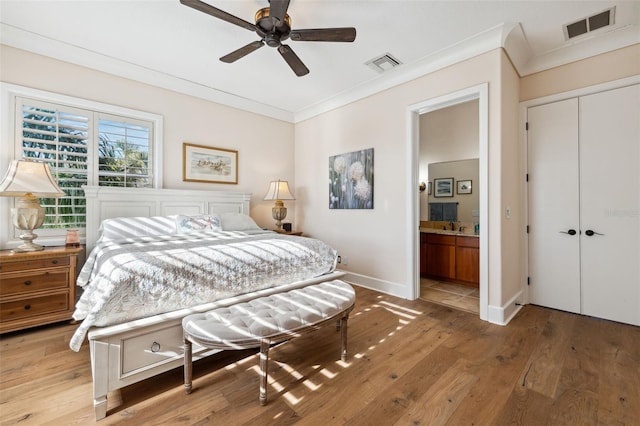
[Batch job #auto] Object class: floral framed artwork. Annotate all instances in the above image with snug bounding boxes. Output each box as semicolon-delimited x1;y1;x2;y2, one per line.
183;143;238;184
457;179;472;194
329;148;374;209
434;177;454;197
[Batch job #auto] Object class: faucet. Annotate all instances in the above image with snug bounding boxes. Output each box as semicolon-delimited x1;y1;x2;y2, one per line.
449;222;456;231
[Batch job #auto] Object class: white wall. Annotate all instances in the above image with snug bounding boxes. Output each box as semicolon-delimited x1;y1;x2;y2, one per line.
419;100;479;222
0;45;295;236
499;50;525;319
419;100;479;165
295;49;519;311
520;44;640;102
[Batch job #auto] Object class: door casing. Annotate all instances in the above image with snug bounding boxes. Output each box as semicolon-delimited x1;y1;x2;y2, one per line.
407;83;489;321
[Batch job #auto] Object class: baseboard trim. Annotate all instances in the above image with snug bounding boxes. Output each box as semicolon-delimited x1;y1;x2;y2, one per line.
338;270;410;299
487;289;524;325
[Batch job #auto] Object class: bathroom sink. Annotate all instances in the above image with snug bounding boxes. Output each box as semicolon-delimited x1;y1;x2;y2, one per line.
419;227;478;237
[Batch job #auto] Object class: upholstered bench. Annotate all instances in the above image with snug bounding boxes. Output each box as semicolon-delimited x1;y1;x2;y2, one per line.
182;280;356;405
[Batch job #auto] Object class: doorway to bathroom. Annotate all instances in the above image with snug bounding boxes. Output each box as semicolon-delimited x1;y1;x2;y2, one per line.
408;84;488;320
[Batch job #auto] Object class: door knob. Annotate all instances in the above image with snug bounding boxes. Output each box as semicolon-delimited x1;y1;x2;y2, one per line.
559;229;577;235
585;229;604;237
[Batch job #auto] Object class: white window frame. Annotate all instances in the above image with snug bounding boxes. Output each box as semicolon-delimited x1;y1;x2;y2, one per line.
0;83;163;249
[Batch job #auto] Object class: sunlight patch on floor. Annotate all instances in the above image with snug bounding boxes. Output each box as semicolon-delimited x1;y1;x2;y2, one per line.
235;295;426;407
319;368;337;379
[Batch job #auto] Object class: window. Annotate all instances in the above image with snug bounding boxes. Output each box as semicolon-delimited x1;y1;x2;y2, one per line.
20;100;91;230
2;85;163;243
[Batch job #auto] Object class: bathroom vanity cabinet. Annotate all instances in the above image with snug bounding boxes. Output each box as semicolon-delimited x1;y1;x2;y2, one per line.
420;232;479;286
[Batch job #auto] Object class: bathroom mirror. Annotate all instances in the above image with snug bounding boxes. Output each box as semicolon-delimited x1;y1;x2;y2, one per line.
426;158;479;223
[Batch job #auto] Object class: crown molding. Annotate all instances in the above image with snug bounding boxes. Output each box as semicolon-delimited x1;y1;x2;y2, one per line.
513;24;640;76
0;23;294;123
293;24;510;123
4;20;632;124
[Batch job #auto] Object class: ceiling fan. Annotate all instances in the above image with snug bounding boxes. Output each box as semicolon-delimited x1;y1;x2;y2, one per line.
180;0;356;76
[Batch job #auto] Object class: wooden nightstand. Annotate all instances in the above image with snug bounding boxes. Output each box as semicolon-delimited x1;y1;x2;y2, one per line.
0;246;84;334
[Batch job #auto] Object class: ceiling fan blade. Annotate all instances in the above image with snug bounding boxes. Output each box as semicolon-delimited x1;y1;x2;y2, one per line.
220;41;264;63
269;0;290;27
277;45;309;77
180;0;256;32
290;28;356;42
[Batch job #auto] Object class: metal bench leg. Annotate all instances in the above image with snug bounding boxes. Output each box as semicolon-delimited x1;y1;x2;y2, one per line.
259;340;270;405
184;338;193;394
340;314;349;362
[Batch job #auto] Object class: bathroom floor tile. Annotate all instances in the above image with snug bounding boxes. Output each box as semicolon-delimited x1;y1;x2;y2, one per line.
420;278;479;315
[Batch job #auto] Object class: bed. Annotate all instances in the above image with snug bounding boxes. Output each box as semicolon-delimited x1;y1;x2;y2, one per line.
74;186;345;420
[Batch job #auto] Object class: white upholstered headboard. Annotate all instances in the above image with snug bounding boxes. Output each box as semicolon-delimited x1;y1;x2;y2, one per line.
83;186;251;252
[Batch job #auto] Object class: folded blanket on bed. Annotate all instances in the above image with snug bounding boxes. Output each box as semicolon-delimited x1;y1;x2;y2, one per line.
70;230;337;351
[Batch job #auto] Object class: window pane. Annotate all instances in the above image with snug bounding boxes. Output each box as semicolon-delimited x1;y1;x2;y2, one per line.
20;104;89;229
98;117;152;188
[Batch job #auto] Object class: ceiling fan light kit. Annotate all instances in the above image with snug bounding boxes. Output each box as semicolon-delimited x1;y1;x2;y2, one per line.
180;0;356;76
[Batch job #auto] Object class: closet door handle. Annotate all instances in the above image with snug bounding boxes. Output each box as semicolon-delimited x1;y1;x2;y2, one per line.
585;229;604;237
559;229;577;235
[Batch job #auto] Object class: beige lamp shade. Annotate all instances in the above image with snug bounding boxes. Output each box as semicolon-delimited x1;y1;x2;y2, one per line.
263;180;295;229
0;159;65;252
0;159;65;197
263;180;295;201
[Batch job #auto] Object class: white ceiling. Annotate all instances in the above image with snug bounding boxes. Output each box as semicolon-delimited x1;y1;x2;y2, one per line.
1;1;638;122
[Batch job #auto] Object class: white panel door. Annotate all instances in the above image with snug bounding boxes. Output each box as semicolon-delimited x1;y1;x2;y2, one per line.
579;84;640;325
527;98;581;313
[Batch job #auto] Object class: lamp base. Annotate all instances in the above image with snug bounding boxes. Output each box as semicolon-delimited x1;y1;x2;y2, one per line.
13;231;44;252
11;205;46;252
272;200;287;229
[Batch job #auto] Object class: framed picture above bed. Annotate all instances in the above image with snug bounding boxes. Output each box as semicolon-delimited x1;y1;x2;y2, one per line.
329;148;374;209
183;143;238;184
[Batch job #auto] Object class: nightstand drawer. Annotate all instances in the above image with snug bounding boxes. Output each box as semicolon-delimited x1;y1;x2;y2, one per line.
0;294;69;322
0;257;70;273
1;246;83;333
1;270;69;296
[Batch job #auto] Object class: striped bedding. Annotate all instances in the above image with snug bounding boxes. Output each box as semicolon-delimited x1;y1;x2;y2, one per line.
70;230;337;351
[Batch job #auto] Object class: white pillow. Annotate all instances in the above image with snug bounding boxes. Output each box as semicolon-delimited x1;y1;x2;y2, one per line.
176;214;222;233
99;215;178;241
220;213;261;231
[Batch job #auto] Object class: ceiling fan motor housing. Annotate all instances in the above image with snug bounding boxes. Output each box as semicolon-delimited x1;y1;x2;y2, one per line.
255;7;291;46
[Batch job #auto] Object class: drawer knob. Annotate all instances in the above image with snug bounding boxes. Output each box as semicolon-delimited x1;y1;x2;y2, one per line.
24;280;32;286
24;304;31;310
151;342;161;353
51;260;59;265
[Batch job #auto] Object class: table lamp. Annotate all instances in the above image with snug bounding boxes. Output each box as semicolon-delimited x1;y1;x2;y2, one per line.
263;180;295;229
0;159;65;252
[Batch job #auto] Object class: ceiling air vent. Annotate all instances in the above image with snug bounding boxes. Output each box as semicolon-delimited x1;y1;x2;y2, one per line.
564;7;615;40
366;53;402;73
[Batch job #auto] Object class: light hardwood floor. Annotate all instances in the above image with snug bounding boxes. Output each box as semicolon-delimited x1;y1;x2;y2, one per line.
1;285;638;425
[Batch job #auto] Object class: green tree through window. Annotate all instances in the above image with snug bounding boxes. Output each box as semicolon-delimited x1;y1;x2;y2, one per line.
19;99;154;230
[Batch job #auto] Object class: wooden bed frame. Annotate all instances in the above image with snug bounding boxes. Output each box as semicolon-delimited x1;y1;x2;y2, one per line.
80;186;345;420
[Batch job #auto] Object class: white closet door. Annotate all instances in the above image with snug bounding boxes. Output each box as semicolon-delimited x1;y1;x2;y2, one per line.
579;84;640;326
527;98;581;313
